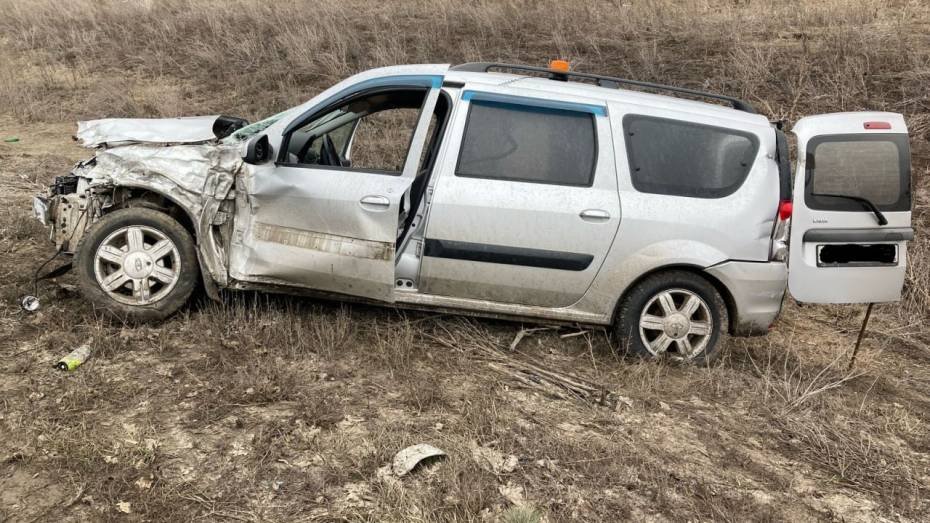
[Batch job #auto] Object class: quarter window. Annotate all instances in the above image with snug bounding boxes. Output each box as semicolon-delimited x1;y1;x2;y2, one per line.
624;115;759;198
805;134;910;212
456;101;597;186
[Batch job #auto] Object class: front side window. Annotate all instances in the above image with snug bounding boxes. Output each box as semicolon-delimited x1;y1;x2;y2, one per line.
805;134;910;212
283;89;426;173
456;101;597;186
624;115;759;198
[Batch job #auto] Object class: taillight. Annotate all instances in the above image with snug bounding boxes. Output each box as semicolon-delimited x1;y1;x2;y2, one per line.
778;200;793;220
770;200;792;262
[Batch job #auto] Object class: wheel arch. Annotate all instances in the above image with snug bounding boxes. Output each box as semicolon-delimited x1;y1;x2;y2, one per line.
104;186;226;301
611;264;739;334
110;186;199;241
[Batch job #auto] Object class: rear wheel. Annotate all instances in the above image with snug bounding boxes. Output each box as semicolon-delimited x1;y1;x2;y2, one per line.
75;208;198;322
615;271;727;364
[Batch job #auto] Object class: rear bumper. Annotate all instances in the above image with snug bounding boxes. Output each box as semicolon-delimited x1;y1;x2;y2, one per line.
706;261;787;336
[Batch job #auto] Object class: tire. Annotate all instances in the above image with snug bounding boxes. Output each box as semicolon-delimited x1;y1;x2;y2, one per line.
614;271;728;364
74;208;199;322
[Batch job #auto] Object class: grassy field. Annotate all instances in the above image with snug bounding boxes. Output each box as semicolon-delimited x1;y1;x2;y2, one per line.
1;0;929;521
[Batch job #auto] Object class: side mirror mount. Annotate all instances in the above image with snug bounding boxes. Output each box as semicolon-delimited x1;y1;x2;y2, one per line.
243;134;272;165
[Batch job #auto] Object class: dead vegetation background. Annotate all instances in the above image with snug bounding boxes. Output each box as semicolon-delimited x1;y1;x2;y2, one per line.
0;0;929;521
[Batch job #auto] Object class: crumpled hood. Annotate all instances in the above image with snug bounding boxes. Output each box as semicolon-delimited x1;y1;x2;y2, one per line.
75;115;248;147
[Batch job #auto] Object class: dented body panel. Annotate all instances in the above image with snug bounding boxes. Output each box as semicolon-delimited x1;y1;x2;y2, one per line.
75;116;223;147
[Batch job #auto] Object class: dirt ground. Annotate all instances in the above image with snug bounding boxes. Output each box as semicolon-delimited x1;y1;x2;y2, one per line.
0;119;928;522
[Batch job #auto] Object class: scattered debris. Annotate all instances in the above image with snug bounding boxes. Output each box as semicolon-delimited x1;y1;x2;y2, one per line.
391;443;447;476
116;501;132;514
19;295;40;312
56;344;91;371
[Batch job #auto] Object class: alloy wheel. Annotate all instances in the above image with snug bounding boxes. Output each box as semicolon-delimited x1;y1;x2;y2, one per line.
638;288;713;360
93;225;181;306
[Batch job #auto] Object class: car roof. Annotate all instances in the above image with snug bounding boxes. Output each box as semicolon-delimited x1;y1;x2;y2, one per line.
265;64;771;138
444;68;769;127
361;64;768;128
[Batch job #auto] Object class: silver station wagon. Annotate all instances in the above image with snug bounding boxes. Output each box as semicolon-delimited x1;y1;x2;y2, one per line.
33;62;913;362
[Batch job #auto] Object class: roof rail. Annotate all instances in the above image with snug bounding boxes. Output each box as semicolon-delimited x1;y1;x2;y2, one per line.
450;62;757;114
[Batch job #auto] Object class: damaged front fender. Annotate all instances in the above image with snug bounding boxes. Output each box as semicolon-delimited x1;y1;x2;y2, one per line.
44;120;247;293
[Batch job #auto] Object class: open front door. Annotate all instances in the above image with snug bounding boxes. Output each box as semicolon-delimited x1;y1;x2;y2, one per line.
788;112;913;303
230;77;443;301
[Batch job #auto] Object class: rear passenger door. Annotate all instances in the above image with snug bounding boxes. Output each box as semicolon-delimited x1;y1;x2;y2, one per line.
419;89;620;308
788;112;913;303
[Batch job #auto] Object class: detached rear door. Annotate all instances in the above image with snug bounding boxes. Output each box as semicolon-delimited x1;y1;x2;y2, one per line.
788;112;913;303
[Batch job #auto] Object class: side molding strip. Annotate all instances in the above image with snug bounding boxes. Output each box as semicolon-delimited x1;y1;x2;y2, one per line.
423;239;593;271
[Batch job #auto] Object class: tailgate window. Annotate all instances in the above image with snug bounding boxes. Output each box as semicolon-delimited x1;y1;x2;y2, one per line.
806;134;910;212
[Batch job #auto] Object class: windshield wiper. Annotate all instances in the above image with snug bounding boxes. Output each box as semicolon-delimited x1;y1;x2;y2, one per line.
812;193;888;226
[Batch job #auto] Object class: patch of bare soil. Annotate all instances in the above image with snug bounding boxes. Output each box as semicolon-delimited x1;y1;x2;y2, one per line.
1;122;929;522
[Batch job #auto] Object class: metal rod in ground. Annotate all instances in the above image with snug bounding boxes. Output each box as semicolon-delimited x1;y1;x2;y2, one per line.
848;303;874;372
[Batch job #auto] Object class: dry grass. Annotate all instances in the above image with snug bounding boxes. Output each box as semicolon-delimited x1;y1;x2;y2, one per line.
1;0;930;521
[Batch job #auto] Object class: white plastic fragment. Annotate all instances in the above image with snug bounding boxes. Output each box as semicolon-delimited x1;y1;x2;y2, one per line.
391;443;446;476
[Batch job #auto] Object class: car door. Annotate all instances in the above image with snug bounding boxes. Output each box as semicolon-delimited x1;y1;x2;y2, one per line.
229;78;442;301
788;112;913;303
418;88;620;308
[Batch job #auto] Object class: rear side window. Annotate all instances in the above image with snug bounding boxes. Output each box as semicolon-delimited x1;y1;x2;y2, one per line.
456;101;597;186
805;134;910;212
624;115;760;198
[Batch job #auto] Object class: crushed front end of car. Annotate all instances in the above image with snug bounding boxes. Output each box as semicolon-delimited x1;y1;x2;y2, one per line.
33;114;250;294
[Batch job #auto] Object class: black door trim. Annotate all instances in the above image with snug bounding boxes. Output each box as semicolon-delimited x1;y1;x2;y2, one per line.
423;239;593;271
803;227;913;243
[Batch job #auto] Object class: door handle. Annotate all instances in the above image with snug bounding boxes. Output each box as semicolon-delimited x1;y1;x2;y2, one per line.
579;209;610;222
360;195;391;211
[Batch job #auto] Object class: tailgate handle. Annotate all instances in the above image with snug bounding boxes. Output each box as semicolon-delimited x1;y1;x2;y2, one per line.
803;227;914;243
580;209;610;222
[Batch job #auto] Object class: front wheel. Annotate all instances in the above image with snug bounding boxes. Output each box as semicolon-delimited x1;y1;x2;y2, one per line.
614;271;727;364
75;208;199;322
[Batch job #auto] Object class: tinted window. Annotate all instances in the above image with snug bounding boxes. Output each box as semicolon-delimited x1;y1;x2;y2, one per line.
806;134;910;212
624;115;759;198
456;101;597;186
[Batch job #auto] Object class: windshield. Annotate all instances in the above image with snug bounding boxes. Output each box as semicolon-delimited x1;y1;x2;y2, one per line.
224;108;299;143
